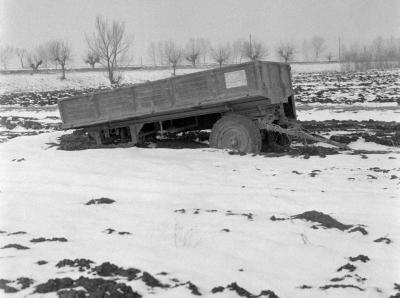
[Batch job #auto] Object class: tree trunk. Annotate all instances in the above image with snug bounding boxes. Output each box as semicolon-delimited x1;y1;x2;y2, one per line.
107;60;114;84
61;64;66;80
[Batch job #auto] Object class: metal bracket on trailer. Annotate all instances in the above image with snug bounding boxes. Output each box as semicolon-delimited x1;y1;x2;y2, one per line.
258;121;350;150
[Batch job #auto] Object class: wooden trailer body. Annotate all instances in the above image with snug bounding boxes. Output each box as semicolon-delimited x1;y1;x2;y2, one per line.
58;61;300;152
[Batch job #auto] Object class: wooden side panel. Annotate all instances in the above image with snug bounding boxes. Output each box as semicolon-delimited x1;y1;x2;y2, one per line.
96;88;136;120
59;95;97;126
59;61;293;129
261;63;293;104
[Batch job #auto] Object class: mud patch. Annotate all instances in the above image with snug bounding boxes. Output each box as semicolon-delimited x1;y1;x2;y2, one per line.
300;120;400;147
93;262;141;281
31;237;68;243
211;282;279;298
0;87;112;107
103;228;131;235
337;263;357;273
1;243;30;250
320;284;364;291
0;279;18;293
349;255;370;263
86;197;115;205
56;259;94;271
57;129;98;151
0;277;34;293
35;276;141;297
389;283;400;298
374;237;392;244
7;231;27;235
292;211;353;231
298;285;312;289
141;271;169;288
37;260;48;265
348;226;368;235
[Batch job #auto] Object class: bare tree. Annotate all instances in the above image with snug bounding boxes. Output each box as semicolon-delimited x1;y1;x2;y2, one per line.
157;40;166;65
197;38;211;65
276;42;296;62
48;40;72;79
15;48;27;68
0;46;15;70
232;39;245;63
27;46;46;72
242;39;268;61
185;38;201;68
36;44;51;68
211;43;231;68
325;52;334;62
302;39;310;61
86;15;132;85
310;35;326;60
147;41;157;66
84;51;100;68
163;40;182;75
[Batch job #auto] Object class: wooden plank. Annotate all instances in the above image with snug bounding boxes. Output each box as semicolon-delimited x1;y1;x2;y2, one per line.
59;61;294;130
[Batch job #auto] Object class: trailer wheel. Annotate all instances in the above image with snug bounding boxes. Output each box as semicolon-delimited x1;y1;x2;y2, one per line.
209;114;262;153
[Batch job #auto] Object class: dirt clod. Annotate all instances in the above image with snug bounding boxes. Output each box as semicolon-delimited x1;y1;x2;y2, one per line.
56;259;94;271
298;285;312;289
16;277;34;289
85;197;115;205
374;237;392;244
186;281;201;295
337;263;357;272
320;284;364;291
31;237;68;243
348;226;368;235
0;279;18;293
35;276;141;297
270;215;286;221
35;277;74;293
213;282;279;298
1;243;30;250
211;286;225;293
292;211;353;231
349;255;370;263
37;260;48;265
7;231;27;235
141;272;168;288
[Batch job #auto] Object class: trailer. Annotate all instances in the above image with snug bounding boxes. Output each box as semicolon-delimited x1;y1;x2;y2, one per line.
58;60;347;153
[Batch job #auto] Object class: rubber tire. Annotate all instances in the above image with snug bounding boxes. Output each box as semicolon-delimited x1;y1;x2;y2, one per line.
209;114;262;153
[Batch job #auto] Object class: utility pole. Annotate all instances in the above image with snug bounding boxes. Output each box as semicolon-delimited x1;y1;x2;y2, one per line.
249;34;252;60
338;37;341;64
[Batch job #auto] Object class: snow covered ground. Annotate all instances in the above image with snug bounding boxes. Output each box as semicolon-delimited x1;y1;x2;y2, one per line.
0;131;399;297
0;69;203;95
0;67;399;297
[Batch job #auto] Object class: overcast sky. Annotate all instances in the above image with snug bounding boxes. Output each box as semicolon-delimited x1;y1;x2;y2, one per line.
1;0;399;64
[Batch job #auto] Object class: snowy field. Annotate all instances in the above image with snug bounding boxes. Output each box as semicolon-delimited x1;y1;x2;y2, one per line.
0;66;399;297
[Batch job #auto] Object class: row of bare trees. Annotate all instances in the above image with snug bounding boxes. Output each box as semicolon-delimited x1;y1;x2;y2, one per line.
2;17;399;85
0;41;72;79
341;37;400;71
0;16;132;84
147;37;272;72
145;35;332;69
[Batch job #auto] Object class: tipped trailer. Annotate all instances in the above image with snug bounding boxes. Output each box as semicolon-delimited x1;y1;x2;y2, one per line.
58;60;347;153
